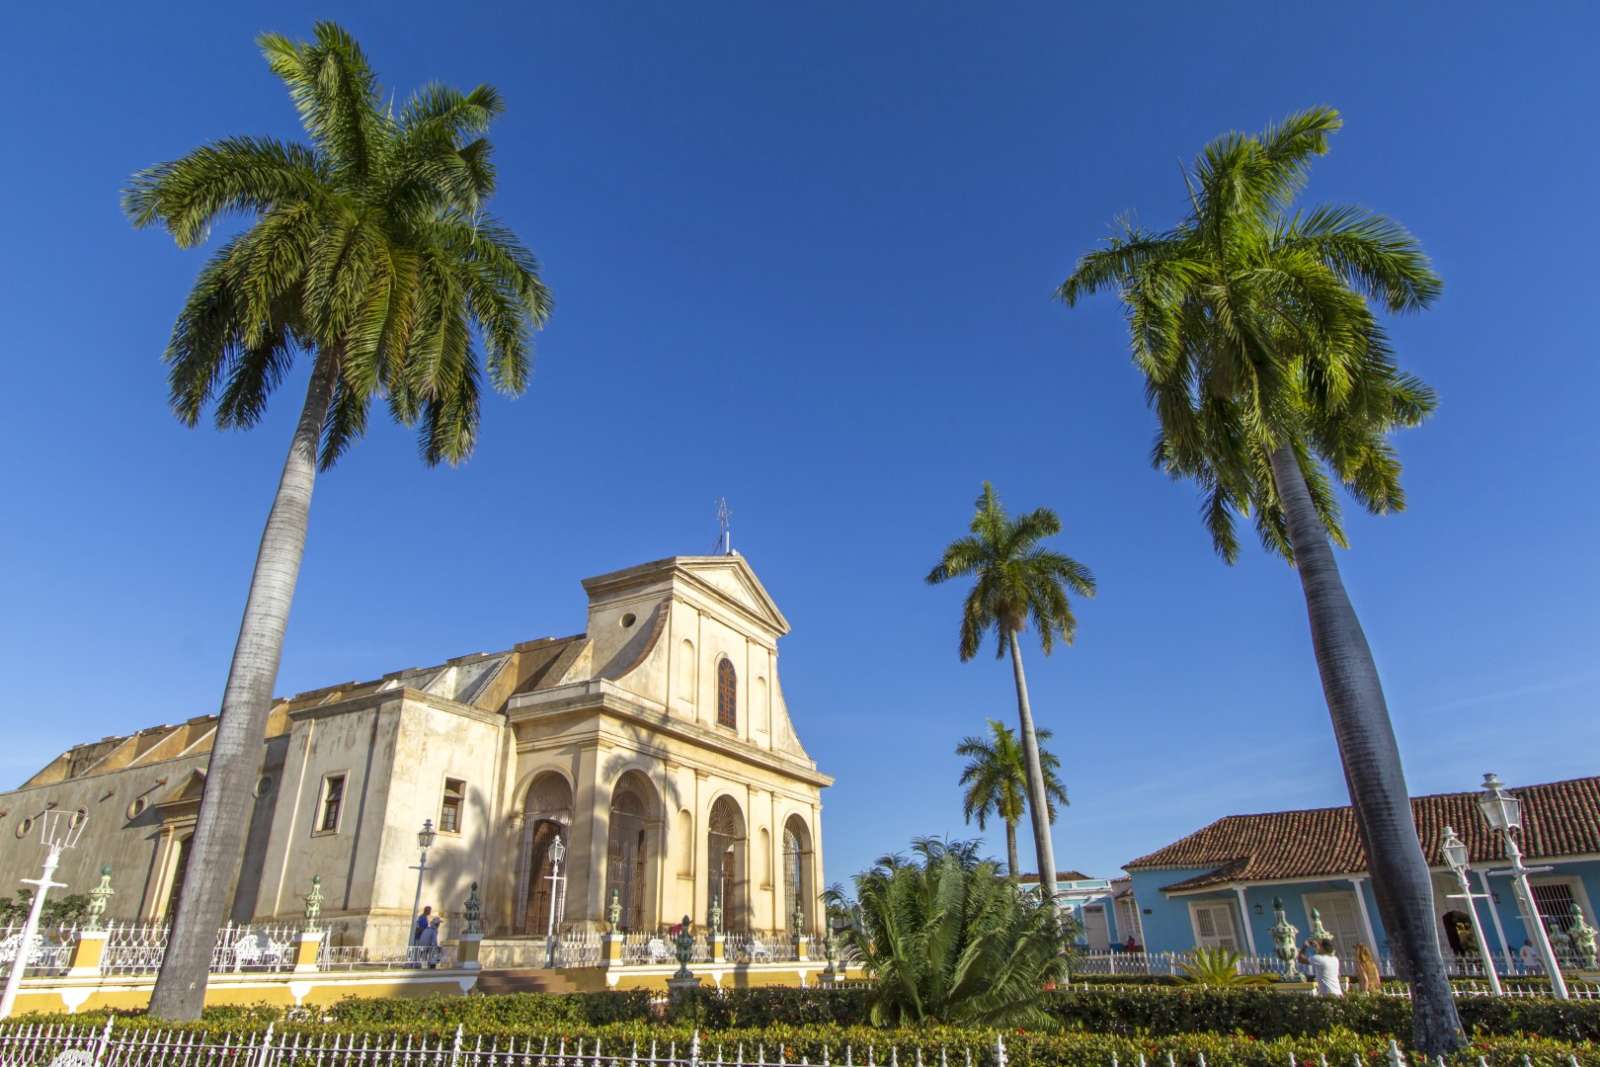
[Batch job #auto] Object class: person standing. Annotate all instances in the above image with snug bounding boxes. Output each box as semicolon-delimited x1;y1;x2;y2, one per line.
420;915;443;969
1300;938;1344;997
412;905;433;958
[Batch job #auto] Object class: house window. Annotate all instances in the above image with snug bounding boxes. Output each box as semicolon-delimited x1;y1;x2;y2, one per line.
716;658;737;728
318;774;346;833
440;778;466;834
1531;880;1584;936
1190;901;1239;951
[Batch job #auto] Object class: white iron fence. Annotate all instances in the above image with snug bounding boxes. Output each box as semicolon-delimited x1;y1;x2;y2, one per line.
1070;949;1597;981
0;925;80;978
0;1022;1587;1067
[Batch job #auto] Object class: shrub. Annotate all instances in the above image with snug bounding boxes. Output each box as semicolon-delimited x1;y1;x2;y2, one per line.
4;1017;1596;1066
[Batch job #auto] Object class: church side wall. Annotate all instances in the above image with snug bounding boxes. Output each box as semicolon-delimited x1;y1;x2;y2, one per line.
252;699;402;948
0;742;282;926
372;698;506;951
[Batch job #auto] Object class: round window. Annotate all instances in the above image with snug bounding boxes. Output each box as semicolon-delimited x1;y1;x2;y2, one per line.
127;797;148;820
620;613;637;628
254;775;275;798
15;817;33;839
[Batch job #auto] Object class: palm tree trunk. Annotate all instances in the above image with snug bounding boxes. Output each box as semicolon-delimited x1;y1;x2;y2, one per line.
1268;444;1463;1054
148;353;338;1020
1005;819;1021;882
1007;629;1059;911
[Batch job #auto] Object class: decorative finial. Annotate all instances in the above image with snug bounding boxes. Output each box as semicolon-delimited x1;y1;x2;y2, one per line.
84;866;115;932
464;881;483;936
673;915;695;979
303;875;324;930
607;886;622;930
709;892;723;935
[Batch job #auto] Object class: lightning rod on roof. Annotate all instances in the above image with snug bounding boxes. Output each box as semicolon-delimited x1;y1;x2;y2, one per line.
714;497;733;555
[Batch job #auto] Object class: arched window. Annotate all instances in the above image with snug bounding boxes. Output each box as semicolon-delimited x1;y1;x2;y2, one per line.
716;658;737;728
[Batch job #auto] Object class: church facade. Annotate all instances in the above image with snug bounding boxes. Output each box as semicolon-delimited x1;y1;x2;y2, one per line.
0;555;831;958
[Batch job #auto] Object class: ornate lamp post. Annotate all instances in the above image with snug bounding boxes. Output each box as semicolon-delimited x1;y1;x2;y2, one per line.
544;835;567;967
1476;772;1567;999
1439;826;1502;994
1;810;86;1018
407;819;437;961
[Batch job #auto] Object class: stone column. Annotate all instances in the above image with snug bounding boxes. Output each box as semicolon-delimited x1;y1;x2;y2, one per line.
565;745;606;929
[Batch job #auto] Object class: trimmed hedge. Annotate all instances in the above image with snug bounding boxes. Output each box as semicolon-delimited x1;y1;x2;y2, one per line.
6;1016;1597;1067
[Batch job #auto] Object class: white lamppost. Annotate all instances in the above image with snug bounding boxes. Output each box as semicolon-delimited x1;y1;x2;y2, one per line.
1439;825;1502;995
0;809;86;1019
407;819;437;962
544;835;567;967
1476;772;1567;999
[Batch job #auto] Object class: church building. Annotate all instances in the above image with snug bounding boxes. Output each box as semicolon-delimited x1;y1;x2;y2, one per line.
0;554;832;960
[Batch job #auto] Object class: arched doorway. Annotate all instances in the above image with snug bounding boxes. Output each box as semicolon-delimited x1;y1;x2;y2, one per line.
707;795;747;932
782;814;814;935
163;834;194;921
516;773;573;935
604;771;660;931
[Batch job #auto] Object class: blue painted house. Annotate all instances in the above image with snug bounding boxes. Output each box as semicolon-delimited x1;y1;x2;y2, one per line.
1122;776;1600;967
1019;871;1144;950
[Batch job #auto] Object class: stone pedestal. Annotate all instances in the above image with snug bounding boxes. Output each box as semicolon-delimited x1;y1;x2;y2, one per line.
67;930;108;977
796;935;811;961
667;974;702;1006
602;933;624;966
710;934;725;963
458;933;483;971
294;930;324;973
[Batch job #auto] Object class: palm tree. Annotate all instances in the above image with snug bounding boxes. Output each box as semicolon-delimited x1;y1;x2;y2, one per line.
123;23;551;1019
956;719;1068;880
1057;107;1461;1053
821;838;1067;1028
927;483;1095;910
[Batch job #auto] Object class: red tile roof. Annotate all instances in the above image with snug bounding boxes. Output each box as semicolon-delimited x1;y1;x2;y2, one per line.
1124;776;1600;892
1018;870;1095;884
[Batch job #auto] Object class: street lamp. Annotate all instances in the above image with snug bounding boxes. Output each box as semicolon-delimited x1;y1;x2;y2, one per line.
407;819;437;963
1;809;86;1018
1438;825;1502;995
1476;772;1567;999
544;835;567;967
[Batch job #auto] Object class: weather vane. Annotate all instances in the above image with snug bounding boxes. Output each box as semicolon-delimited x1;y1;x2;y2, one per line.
714;498;732;555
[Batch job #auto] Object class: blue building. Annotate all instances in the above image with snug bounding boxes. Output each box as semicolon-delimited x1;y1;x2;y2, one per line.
1019;871;1144;949
1122;776;1600;967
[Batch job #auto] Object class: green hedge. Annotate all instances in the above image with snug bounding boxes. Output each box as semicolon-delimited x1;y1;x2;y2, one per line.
5;1017;1597;1067
1040;987;1600;1043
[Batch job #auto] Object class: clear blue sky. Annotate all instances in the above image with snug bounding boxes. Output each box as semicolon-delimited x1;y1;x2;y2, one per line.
2;2;1596;887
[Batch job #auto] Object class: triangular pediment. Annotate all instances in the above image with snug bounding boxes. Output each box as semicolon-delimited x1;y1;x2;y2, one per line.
154;769;207;809
674;555;790;636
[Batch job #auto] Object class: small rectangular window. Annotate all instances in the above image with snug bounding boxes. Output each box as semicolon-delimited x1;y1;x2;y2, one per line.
440;778;466;834
319;774;346;833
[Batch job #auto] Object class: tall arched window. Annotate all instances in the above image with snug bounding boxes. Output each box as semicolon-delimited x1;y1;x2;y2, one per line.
716;658;737;728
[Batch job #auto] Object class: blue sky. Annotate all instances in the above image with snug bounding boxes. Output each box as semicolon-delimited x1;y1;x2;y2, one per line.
2;2;1596;887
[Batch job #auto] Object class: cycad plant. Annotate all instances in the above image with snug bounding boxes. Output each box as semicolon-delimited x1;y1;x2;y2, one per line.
822;838;1067;1028
1058;107;1460;1051
124;23;551;1018
928;483;1095;909
1176;947;1275;988
956;719;1068;880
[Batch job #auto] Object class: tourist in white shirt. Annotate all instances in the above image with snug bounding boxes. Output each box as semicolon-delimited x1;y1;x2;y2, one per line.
1298;938;1344;997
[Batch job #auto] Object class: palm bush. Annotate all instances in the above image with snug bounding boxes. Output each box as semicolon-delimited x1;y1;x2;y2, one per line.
822;838;1068;1028
1177;948;1275;988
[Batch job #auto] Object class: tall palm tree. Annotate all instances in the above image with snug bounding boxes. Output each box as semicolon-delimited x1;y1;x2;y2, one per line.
1057;107;1461;1053
124;23;551;1019
927;483;1095;909
956;719;1068;880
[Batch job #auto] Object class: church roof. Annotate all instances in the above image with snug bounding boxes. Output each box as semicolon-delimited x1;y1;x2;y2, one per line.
1124;776;1600;892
